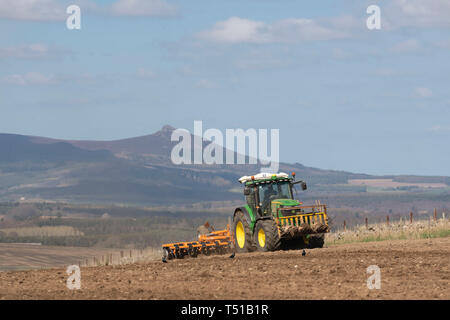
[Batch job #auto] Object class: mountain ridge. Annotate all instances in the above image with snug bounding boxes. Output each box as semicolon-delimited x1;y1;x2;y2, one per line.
0;126;448;205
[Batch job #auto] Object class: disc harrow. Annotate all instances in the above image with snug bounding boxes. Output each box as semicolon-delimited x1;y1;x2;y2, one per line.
162;224;233;261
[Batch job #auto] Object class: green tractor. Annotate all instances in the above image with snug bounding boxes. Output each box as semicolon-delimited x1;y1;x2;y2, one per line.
232;172;329;252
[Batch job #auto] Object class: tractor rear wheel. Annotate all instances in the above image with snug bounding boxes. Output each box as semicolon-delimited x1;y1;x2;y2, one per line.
233;211;255;252
254;219;281;252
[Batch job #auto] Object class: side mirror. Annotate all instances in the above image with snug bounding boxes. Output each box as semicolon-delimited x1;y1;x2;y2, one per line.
243;187;252;196
293;180;307;190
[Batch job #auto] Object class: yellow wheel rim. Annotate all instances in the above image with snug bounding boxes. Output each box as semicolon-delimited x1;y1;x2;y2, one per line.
236;221;245;248
258;228;266;248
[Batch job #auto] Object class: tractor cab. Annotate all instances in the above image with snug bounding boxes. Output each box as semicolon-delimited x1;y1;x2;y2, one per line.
241;172;307;217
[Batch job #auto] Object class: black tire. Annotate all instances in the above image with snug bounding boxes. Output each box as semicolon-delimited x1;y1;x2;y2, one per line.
175;250;184;259
254;219;281;252
233;210;255;252
201;245;211;256
307;234;325;249
188;247;198;258
163;248;173;260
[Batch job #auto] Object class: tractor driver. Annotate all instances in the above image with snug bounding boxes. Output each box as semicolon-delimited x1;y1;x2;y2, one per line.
261;184;277;214
264;184;277;199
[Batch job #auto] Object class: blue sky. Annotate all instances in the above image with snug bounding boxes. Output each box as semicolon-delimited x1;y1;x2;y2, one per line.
1;0;450;176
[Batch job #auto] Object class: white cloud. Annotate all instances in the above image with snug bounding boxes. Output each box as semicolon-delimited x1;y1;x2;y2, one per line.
415;87;433;98
331;48;350;59
195;79;217;89
197;16;349;44
328;15;361;30
0;0;65;21
388;0;450;28
373;68;414;77
374;68;397;77
111;0;177;17
234;50;289;70
390;39;421;53
427;125;450;133
434;39;450;49
0;44;50;59
198;17;268;44
0;0;178;21
2;72;55;85
136;68;157;79
271;18;348;42
177;65;194;76
2;71;132;86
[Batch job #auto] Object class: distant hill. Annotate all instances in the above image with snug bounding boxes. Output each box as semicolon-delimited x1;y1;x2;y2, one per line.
0;126;448;206
29;125;176;162
0;134;112;163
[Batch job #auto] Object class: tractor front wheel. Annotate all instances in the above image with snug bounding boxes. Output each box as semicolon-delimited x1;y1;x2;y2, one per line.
254;219;281;252
233;211;255;253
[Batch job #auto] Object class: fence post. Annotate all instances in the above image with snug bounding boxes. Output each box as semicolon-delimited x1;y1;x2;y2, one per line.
386;215;389;226
365;217;368;229
343;220;346;231
434;208;437;221
410;211;413;224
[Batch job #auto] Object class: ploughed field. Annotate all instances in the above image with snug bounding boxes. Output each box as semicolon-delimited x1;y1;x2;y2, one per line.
0;243;121;272
0;237;448;299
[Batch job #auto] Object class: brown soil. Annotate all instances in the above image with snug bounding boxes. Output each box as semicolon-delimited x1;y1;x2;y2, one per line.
0;237;449;300
0;243;124;271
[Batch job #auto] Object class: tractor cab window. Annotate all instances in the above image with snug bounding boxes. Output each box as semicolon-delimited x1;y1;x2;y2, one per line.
258;182;292;213
246;189;256;208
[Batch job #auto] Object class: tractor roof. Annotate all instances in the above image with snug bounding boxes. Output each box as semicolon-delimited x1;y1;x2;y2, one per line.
239;172;293;186
244;178;292;186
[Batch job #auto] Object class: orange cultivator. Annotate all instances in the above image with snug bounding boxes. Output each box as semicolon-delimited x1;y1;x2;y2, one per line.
162;224;234;261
